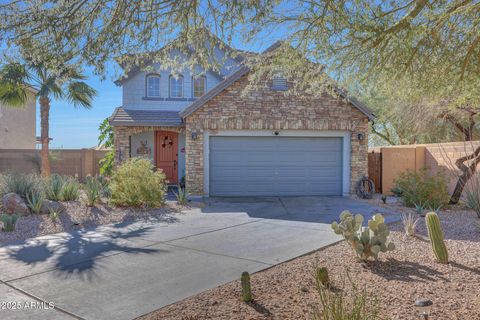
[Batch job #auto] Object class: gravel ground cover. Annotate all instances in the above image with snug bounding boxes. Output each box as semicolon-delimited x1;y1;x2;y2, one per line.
0;198;185;246
138;199;480;320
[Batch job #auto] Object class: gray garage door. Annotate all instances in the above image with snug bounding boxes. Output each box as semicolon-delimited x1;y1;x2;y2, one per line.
209;136;343;196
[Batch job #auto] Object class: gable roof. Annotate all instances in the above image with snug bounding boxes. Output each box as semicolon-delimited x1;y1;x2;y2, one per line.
179;42;375;120
114;31;246;86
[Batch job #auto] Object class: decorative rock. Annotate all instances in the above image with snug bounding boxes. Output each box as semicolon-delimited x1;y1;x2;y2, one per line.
415;298;433;307
40;200;65;215
2;193;29;215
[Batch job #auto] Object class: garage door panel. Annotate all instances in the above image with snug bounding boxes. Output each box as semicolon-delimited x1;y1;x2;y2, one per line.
209;136;343;196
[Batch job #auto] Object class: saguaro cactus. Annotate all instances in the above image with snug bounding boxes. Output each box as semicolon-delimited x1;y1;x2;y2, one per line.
425;212;449;264
241;271;252;302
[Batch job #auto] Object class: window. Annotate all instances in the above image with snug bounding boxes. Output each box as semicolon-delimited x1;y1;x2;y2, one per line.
146;74;160;97
193;76;206;98
272;72;288;91
169;75;184;98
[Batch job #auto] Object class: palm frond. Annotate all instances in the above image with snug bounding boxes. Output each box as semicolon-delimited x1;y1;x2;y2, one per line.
0;63;31;107
67;81;97;108
0;82;29;107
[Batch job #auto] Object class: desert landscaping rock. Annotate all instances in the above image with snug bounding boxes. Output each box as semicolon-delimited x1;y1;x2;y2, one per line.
139;202;480;320
39;199;65;215
2;193;29;215
415;298;433;307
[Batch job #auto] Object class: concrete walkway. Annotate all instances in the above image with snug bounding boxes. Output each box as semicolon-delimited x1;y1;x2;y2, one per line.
0;197;398;320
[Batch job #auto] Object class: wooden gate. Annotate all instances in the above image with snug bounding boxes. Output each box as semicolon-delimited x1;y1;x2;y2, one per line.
368;151;382;193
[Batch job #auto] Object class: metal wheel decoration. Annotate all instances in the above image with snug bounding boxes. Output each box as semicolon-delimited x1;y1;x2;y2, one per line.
356;176;375;199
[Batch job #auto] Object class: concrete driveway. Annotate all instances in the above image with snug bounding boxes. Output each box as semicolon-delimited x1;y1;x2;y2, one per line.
0;196;398;320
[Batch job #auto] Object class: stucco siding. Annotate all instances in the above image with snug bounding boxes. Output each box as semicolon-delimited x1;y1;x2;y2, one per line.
0;94;36;149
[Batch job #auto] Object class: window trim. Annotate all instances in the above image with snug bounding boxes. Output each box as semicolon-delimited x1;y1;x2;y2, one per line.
169;74;184;98
145;73;161;97
192;75;207;98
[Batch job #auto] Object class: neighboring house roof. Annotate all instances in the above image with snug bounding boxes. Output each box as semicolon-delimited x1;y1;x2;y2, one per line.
179;41;375;121
109;107;183;127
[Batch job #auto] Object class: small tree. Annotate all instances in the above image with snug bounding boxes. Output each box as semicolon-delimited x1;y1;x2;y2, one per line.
98;118;114;176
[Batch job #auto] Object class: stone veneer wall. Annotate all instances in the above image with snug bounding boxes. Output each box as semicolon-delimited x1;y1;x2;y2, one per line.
113;126;184;163
184;74;370;196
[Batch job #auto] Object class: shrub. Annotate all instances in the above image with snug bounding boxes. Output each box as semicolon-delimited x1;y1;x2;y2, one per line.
110;158;167;207
44;174;66;201
393;168;449;208
174;185;188;205
84;176;102;207
96;175;111;198
0;214;19;232
61;178;80;201
0;173;41;199
311;273;380;320
401;212;419;237
26;191;44;214
331;211;395;261
465;175;480;218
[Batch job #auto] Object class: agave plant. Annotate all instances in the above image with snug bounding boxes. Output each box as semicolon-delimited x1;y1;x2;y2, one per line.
26;191;44;214
0;214;19;232
401;212;419;237
84;176;102;207
173;185;188;205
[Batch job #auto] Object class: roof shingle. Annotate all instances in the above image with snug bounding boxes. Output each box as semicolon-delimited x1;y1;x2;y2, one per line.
109;107;183;127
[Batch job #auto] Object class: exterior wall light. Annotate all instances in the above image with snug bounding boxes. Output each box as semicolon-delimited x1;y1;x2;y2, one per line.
191;131;198;141
357;133;364;141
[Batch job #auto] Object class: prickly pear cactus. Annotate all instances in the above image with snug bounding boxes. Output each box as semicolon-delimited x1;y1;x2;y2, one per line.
331;211;395;261
241;271;252;302
315;267;330;288
425;212;448;264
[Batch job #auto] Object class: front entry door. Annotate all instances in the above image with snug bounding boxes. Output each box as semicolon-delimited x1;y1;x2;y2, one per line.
155;131;178;184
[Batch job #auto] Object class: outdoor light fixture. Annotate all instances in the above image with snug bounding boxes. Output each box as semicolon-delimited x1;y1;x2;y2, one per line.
414;298;432;320
357;133;364;141
191;131;198;140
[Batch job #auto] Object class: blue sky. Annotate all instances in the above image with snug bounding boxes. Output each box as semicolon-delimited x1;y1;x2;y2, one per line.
42;36;284;149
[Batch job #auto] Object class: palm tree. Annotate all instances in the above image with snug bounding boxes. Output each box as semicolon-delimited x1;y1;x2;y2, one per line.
0;63;96;176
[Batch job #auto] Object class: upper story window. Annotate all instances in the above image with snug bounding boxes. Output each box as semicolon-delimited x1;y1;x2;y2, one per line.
169;75;184;98
272;71;288;91
146;74;161;97
193;76;206;98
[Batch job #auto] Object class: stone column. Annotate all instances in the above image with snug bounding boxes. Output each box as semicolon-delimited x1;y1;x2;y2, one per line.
113;127;131;164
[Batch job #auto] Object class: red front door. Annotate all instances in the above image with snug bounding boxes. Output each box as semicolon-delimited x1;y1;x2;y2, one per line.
155;131;178;184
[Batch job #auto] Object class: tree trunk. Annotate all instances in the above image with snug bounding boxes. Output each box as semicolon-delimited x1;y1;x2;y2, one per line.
39;96;51;176
449;145;480;204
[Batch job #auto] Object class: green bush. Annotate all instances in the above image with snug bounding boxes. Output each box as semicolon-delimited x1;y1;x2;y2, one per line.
84;176;102;207
110;158;167;208
392;168;449;208
61;178;80;201
0;173;41;199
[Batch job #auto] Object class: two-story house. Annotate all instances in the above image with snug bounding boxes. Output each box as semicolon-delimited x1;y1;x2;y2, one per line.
109;41;374;197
